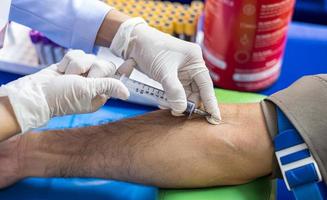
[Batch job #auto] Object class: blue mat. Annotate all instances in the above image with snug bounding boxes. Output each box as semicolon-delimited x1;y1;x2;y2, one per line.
0;178;157;200
0;101;158;200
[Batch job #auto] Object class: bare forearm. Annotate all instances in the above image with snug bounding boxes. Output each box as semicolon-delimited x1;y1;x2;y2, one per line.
0;97;20;141
21;103;273;188
95;10;131;47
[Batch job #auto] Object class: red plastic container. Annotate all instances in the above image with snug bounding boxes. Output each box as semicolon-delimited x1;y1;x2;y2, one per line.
203;0;295;91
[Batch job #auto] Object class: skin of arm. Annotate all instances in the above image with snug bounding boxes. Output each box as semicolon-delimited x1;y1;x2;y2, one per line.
0;103;274;189
95;10;131;47
0;97;20;141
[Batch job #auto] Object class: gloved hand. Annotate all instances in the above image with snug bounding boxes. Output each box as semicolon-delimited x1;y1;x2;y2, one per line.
0;60;129;133
56;50;118;78
110;18;221;123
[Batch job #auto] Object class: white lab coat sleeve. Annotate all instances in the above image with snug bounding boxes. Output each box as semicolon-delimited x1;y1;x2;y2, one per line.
10;0;112;53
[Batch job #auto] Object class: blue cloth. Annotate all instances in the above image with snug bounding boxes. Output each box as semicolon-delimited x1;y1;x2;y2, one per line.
0;178;158;200
0;101;158;200
9;0;111;53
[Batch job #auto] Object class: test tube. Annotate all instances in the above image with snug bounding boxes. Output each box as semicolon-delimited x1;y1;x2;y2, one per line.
117;7;125;13
127;10;137;17
53;44;65;63
152;1;160;7
182;4;190;14
161;21;174;35
29;31;46;66
178;11;187;22
191;1;204;10
104;0;199;42
106;0;114;5
157;14;168;21
147;13;154;19
174;18;184;40
167;16;176;25
153;20;162;31
108;0;119;7
162;1;173;10
146;1;155;7
135;4;144;12
146;13;155;24
148;19;156;27
42;37;55;65
172;2;182;10
184;19;196;42
149;7;159;15
137;11;145;18
130;4;138;12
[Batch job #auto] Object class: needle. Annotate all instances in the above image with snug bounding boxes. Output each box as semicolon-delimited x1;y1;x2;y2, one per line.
193;108;211;117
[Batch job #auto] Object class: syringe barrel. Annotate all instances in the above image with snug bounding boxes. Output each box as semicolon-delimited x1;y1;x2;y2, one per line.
120;75;170;108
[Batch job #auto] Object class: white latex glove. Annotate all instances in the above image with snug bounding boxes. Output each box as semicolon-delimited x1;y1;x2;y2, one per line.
110;18;221;123
0;63;129;133
57;50;118;78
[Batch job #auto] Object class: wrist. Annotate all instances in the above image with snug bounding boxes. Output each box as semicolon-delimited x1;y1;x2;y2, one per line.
3;81;51;133
96;9;132;47
0;96;21;141
22;133;67;178
109;17;147;58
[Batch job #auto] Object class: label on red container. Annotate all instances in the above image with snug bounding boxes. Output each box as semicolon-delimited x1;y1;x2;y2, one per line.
203;0;295;91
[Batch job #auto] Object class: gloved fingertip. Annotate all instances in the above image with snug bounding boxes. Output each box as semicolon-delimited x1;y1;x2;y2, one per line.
65;66;83;75
206;115;221;125
117;59;136;76
57;61;67;73
87;70;103;78
115;83;130;100
217;110;222;121
117;89;130;100
168;100;188;117
158;105;169;110
168;100;187;114
171;110;184;117
88;60;117;78
92;95;108;109
205;106;222;125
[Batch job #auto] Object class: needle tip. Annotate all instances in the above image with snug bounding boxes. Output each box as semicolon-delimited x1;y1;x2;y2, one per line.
206;115;220;125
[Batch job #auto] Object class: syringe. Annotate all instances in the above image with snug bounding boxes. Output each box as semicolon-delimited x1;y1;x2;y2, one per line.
119;75;211;119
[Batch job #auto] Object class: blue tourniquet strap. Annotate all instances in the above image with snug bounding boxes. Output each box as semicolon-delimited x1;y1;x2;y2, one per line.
275;108;326;200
